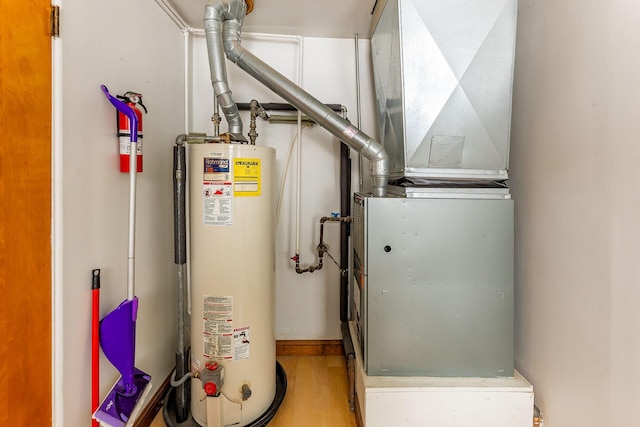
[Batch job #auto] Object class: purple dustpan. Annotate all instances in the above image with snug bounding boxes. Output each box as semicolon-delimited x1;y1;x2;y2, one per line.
100;298;139;395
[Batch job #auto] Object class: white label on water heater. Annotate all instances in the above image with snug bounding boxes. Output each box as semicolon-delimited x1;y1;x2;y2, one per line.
203;295;234;360
202;183;232;226
233;326;251;361
203;157;233;226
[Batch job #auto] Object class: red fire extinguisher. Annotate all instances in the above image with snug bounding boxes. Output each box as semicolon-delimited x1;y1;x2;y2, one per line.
116;91;147;172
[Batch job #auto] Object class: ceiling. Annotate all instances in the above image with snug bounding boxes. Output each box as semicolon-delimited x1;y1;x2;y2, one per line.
164;0;379;38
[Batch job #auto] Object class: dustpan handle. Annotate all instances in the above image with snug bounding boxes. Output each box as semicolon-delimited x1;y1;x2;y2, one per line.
126;133;138;302
100;85;138;142
101;85;138;301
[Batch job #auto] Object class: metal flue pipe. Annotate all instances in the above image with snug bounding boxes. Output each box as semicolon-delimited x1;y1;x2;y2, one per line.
204;0;389;196
203;0;247;142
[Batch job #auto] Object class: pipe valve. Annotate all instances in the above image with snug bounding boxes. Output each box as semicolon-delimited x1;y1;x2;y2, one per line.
241;383;252;401
201;361;224;397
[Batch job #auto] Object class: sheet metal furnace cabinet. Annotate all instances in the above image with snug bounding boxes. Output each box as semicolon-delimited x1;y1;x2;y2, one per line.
351;193;514;377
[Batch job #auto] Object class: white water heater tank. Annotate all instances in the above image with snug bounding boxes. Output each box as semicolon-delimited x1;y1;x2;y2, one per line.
188;143;276;426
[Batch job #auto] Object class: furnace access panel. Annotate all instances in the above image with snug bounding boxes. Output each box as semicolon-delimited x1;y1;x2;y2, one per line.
352;193;514;377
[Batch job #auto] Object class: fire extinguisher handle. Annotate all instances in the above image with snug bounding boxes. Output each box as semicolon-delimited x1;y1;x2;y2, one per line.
120;91;148;114
100;85;139;142
137;97;148;114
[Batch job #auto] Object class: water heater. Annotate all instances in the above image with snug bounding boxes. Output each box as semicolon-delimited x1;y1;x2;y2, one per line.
188;143;276;426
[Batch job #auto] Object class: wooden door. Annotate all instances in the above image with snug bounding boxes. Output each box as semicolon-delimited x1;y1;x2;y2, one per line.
0;0;52;425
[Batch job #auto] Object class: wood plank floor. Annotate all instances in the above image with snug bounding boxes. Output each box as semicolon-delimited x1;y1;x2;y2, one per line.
150;355;356;426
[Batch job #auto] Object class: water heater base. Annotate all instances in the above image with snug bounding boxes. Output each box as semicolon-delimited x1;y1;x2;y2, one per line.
163;361;287;427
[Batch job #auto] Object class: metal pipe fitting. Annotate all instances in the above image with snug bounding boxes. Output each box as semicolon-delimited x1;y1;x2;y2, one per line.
248;99;259;144
293;216;352;274
175;133;228;145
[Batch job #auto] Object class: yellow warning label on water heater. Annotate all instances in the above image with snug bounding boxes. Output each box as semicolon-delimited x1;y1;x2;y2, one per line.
233;158;261;197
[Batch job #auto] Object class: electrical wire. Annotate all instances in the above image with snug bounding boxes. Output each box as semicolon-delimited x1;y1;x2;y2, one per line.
170;370;193;387
275;124;311;228
325;249;341;270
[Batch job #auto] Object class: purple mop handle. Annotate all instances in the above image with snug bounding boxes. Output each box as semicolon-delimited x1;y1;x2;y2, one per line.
101;84;139;305
100;85;138;142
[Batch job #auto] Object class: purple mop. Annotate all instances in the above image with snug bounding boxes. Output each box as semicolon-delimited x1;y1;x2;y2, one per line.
93;85;152;427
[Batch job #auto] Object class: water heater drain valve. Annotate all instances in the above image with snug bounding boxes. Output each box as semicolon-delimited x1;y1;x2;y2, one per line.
241;383;252;401
202;361;224;397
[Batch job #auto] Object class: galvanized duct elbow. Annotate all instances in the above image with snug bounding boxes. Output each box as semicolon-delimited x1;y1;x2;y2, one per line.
204;0;247;142
204;0;389;196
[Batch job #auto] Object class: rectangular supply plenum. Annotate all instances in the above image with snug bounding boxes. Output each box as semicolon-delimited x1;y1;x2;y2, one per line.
352;193;514;377
371;0;518;181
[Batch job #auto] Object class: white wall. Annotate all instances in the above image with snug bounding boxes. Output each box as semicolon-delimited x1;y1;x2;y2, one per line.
190;34;377;339
510;0;640;425
58;1;184;425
